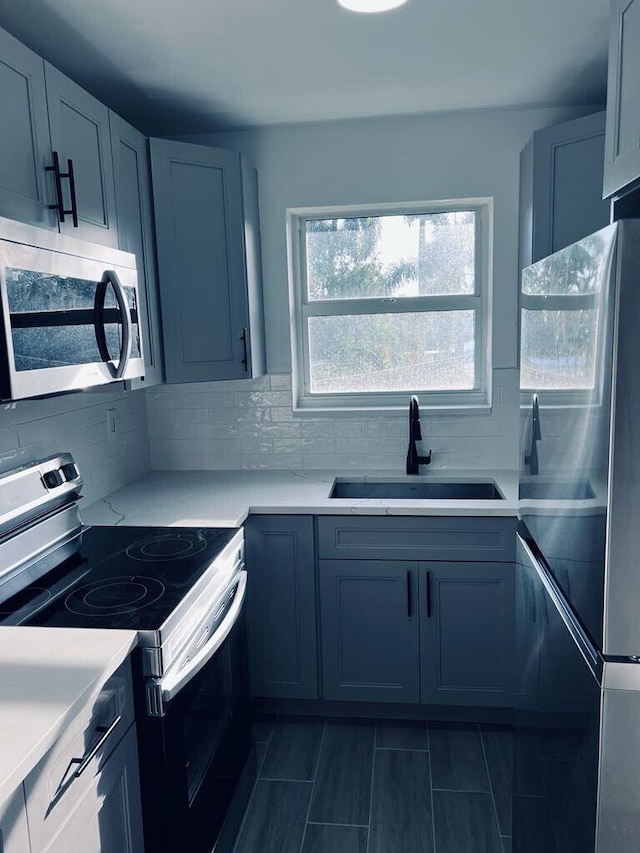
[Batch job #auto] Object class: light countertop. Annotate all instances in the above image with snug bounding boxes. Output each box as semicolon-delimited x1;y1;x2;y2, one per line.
82;469;520;528
0;627;137;807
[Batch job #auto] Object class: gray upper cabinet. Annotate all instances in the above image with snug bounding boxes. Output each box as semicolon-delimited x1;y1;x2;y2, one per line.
149;138;266;383
319;559;420;703
419;562;514;706
245;516;317;699
603;0;640;198
0;28;55;230
110;112;164;388
519;111;609;271
44;63;118;247
0;787;30;853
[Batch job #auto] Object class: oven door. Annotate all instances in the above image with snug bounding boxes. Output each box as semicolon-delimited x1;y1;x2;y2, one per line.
136;570;252;853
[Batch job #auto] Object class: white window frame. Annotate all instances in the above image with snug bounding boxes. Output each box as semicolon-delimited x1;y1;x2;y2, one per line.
286;199;493;413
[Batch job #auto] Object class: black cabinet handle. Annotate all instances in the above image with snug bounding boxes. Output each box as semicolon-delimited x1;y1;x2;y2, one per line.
241;327;248;372
46;150;66;222
406;570;412;618
66;157;79;227
426;571;432;618
46;151;79;227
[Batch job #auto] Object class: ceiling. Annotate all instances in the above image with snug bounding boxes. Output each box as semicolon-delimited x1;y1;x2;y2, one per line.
0;0;609;135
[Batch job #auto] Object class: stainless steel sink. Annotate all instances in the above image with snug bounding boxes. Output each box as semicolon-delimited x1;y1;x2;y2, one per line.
330;480;503;500
519;479;595;500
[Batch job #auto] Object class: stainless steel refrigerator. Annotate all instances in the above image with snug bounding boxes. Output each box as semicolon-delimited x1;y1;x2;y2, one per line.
514;218;640;852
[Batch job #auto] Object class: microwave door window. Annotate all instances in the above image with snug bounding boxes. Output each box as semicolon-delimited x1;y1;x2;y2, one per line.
6;268;140;371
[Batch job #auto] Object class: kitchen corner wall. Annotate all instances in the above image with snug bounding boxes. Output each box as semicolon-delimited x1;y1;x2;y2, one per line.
146;368;519;472
0;389;150;506
145;104;592;474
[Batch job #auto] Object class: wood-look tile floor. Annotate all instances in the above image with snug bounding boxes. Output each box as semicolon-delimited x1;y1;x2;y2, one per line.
231;716;512;853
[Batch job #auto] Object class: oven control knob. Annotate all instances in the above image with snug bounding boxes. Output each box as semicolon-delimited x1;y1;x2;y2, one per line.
60;462;79;482
42;469;64;489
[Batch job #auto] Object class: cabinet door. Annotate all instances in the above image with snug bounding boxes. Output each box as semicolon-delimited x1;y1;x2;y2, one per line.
245;516;318;699
420;562;514;706
44;63;118;247
110;112;164;388
319;559;420;703
604;0;640;197
0;787;31;853
0;28;55;230
149;138;258;383
42;727;144;853
519;112;609;270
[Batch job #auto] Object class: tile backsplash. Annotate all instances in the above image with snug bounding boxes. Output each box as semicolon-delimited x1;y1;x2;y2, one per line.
0;388;150;506
147;369;520;472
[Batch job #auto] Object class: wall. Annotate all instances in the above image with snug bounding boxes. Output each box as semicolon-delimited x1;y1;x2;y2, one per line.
148;105;594;472
146;370;519;472
0;388;150;506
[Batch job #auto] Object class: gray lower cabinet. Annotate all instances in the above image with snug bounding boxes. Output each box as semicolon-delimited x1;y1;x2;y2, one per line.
149;138;265;383
110;112;164;388
604;0;640;197
316;516;516;708
319;559;420;703
245;515;318;699
41;728;143;853
519;111;609;271
419;562;515;706
24;659;143;853
0;787;30;853
44;63;118;247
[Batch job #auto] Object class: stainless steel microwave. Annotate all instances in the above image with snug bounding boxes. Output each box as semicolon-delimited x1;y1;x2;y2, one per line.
0;217;144;401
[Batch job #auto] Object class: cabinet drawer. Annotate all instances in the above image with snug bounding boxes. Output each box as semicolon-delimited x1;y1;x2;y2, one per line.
42;726;143;853
317;516;516;562
25;659;134;852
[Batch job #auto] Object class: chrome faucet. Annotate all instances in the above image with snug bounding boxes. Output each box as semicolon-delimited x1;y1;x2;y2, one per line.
524;393;541;475
406;395;432;475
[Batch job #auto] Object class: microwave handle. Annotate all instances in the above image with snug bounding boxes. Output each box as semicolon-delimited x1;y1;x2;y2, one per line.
94;270;132;379
158;570;247;706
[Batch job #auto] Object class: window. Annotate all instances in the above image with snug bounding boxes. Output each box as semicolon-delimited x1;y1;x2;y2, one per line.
519;226;616;403
287;200;492;411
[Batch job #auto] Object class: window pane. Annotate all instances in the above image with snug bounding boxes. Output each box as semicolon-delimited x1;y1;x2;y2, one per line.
305;212;476;301
522;230;613;296
520;308;597;390
308;311;475;393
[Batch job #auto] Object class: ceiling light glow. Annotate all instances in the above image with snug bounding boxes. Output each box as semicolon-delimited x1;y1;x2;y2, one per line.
338;0;410;13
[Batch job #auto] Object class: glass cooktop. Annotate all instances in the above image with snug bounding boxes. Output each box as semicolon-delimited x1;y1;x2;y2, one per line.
0;525;238;631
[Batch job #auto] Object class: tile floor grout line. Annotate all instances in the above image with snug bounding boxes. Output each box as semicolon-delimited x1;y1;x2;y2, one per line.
427;721;437;853
479;724;503;842
229;758;261;853
365;723;377;853
297;719;326;853
374;746;430;752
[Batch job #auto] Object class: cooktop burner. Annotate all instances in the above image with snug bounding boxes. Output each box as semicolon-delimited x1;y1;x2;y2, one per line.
126;532;208;561
0;525;239;631
65;576;166;616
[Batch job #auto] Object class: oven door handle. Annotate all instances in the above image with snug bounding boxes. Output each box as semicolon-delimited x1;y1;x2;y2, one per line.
159;570;247;705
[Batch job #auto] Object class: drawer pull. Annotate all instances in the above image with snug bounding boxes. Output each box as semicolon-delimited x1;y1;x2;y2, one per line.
70;714;122;778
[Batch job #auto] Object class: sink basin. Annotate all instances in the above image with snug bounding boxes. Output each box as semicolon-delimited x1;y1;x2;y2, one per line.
330;480;503;500
519;479;595;500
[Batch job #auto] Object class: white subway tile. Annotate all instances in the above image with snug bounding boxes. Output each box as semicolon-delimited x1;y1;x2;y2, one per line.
301;421;365;439
237;422;300;438
237;391;292;408
269;374;292;390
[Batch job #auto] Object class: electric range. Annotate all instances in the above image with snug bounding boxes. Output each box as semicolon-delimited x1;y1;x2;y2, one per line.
0;454;252;853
